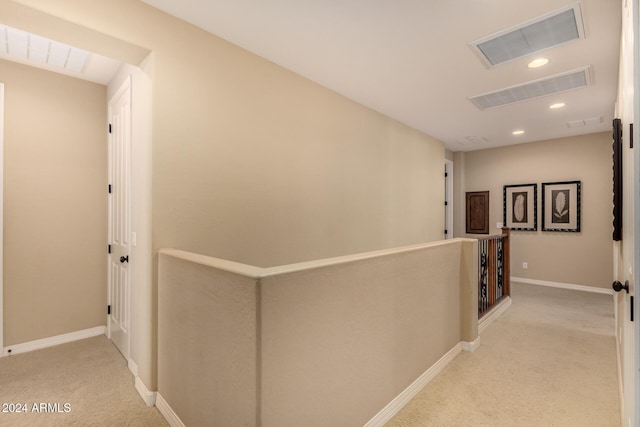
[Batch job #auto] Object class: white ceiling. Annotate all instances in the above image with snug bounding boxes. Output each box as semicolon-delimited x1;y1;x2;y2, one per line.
141;0;621;152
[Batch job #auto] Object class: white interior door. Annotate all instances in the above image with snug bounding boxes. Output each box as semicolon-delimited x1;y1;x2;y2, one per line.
108;77;132;359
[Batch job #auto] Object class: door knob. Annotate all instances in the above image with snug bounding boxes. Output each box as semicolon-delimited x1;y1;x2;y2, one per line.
120;255;129;263
612;280;629;293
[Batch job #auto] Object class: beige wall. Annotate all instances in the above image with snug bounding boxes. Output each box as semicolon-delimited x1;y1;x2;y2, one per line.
6;0;445;270
147;15;445;267
158;239;477;426
2;59;107;345
0;0;446;392
458;132;613;289
158;253;258;427
260;242;471;426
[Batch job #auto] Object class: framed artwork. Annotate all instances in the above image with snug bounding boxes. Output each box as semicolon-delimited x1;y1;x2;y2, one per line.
503;184;537;231
542;181;581;232
466;191;489;234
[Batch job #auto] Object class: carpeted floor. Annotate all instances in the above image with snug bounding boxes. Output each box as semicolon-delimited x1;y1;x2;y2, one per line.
0;283;620;427
386;282;620;427
0;335;168;427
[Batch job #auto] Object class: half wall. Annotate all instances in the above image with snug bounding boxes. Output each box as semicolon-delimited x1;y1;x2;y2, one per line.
158;238;478;426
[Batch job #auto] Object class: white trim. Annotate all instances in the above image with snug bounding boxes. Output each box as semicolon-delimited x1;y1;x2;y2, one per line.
616;303;626;426
128;358;139;376
461;337;481;352
364;343;463;427
2;326;105;356
156;393;186;427
479;297;512;335
126;357;156;406
135;376;157;407
160;238;477;280
511;277;614;295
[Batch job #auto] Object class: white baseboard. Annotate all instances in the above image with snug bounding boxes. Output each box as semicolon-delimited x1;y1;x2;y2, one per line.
479;297;512;335
364;343;463;427
135;376;157;407
128;358;139;376
126;358;156;406
156;393;186;427
461;337;481;352
511;277;613;295
2;326;106;356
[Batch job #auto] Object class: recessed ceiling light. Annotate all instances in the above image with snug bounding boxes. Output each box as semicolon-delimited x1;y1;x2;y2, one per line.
528;58;549;68
512;130;525;135
549;102;566;109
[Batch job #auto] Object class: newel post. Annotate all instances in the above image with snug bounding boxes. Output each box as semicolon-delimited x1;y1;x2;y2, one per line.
502;227;510;297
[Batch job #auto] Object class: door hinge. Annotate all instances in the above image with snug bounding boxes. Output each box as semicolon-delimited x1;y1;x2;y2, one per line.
108;244;112;254
444;229;448;235
107;305;111;315
108;124;112;134
108;184;112;194
445;172;448;177
445;201;448;206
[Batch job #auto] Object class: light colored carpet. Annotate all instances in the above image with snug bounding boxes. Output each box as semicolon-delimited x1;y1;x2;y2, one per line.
386;282;620;427
0;335;168;427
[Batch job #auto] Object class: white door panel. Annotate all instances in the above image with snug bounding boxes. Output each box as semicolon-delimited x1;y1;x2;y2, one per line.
108;77;132;359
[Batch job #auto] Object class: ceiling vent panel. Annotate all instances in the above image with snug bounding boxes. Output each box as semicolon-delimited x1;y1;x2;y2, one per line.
469;67;591;110
469;3;585;67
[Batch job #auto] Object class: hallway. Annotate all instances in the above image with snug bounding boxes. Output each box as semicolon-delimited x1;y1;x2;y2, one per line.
386;282;619;426
0;282;620;426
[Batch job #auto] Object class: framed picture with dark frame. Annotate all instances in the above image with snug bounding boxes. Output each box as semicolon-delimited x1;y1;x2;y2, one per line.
503;184;537;231
542;181;581;232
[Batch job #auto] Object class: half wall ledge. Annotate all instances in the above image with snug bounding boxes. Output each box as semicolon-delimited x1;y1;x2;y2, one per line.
157;238;478;427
